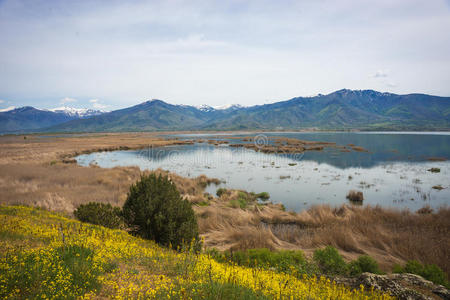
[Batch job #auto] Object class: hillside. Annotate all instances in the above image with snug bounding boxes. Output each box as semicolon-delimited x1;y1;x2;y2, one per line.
0;107;77;133
0;206;391;299
202;90;450;130
3;89;450;133
0;106;104;133
47;89;450;132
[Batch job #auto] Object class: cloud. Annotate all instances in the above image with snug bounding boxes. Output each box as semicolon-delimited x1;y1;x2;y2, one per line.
90;99;108;110
0;0;449;106
0;106;16;112
92;102;108;110
60;97;77;104
371;70;389;78
386;82;397;87
0;99;4;104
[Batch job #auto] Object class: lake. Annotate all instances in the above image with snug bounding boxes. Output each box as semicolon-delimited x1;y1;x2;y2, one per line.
75;132;450;212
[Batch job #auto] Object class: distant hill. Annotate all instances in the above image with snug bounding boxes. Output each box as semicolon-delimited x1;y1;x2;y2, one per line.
46;99;245;132
202;89;450;130
0;106;105;133
2;89;450;133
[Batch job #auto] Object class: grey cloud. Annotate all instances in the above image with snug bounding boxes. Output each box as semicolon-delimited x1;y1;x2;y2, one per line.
0;0;449;109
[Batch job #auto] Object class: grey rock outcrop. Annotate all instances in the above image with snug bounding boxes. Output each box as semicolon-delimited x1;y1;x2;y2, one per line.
333;273;449;300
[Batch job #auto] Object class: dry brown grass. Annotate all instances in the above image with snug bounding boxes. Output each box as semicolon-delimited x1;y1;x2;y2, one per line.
1;133;449;276
0;133;203;211
197;203;450;275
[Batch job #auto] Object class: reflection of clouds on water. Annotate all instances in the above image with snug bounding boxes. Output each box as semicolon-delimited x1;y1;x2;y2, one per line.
76;133;450;212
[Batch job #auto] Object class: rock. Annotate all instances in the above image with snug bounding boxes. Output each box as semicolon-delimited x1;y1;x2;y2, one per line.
333;272;450;300
433;285;450;300
358;273;427;300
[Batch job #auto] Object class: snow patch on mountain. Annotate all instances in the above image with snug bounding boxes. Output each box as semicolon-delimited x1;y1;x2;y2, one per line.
0;106;16;112
213;104;245;110
48;106;105;118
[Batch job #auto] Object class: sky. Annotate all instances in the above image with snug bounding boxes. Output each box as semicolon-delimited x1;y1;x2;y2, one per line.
0;0;450;111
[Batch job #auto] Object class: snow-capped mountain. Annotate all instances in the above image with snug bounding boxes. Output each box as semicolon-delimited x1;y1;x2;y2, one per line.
0;106;106;133
213;104;245;110
195;104;216;112
195;104;245;112
48;106;105;118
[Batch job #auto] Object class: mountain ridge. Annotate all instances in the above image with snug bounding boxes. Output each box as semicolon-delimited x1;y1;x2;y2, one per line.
0;106;105;133
2;89;450;133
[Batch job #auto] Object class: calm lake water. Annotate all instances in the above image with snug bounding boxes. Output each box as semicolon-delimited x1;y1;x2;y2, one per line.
76;132;450;212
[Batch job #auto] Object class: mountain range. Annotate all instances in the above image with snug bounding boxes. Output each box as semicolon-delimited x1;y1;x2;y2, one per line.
0;106;104;133
1;89;450;133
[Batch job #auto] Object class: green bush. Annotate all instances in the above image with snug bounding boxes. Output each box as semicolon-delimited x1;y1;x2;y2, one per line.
348;255;381;276
256;192;270;201
74;202;122;229
403;260;424;275
216;188;227;197
394;260;449;288
122;174;200;251
313;246;347;275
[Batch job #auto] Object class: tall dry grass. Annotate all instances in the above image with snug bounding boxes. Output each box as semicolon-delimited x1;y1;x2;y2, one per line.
197;204;450;275
0;133;208;211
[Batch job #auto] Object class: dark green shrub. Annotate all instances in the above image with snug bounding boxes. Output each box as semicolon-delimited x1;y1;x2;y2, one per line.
348;255;381;276
403;260;424;275
422;264;448;287
313;246;347;275
74;202;122;229
216;188;227;197
394;260;449;288
122;174;200;251
256;192;270;201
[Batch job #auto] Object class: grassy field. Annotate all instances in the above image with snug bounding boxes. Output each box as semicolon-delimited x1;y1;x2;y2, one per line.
0;133;449;278
0;205;394;299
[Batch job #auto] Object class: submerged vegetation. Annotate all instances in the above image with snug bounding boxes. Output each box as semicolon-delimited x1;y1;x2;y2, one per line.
0;206;394;299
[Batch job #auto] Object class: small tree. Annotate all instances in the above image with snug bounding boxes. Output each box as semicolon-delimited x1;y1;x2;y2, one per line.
122;174;200;251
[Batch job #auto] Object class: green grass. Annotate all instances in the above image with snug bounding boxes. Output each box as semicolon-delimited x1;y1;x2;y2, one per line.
156;282;271;300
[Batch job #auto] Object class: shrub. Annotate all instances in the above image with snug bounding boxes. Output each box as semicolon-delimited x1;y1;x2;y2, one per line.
256;192;270;201
122;174;200;251
348;255;381;276
402;260;424;275
74;202;122;229
216;188;227;197
416;205;433;214
346;190;364;204
394;260;449;288
313;246;347;275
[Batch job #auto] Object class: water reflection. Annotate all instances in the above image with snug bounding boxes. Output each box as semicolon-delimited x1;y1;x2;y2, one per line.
76;132;450;212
